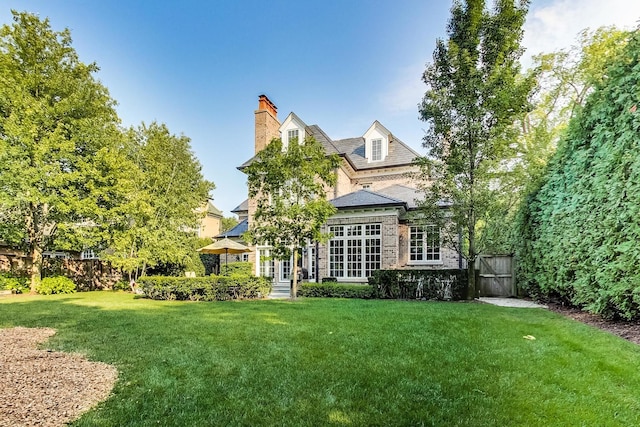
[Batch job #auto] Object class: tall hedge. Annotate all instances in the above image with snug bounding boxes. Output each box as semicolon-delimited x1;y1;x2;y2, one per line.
515;30;640;319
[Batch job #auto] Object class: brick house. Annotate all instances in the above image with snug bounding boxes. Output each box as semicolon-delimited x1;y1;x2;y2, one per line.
236;95;461;285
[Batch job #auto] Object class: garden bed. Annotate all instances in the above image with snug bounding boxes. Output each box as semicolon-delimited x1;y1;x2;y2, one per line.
0;327;117;427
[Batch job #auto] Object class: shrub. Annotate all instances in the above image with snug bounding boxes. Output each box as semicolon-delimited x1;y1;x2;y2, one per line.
298;282;373;299
368;269;468;300
0;274;29;294
219;261;252;276
37;276;76;295
138;274;272;301
112;279;131;291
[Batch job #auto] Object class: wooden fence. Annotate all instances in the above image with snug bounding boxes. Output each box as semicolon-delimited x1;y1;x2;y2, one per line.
477;255;514;297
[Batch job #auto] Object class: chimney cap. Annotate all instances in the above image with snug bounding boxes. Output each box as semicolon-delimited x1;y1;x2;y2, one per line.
258;94;278;116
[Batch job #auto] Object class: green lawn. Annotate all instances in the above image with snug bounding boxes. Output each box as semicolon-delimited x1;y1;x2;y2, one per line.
1;292;639;426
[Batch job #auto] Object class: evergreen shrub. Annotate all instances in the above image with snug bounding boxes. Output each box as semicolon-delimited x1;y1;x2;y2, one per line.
514;30;640;319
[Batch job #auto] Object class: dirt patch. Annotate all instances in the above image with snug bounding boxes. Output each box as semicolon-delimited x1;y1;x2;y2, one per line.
547;303;640;346
0;327;118;427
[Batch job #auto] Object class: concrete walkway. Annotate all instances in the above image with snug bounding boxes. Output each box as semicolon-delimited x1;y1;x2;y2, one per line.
477;297;547;309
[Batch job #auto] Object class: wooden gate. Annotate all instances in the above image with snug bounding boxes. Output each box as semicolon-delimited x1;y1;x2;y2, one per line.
477;255;514;297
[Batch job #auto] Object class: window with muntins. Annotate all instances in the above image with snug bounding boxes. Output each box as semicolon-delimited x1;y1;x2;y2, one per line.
280;259;291;281
259;249;275;278
329;224;381;278
288;129;299;144
409;225;440;263
371;139;382;161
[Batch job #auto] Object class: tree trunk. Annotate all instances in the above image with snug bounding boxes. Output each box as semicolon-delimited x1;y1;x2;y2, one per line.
291;249;298;300
29;245;43;294
467;218;477;300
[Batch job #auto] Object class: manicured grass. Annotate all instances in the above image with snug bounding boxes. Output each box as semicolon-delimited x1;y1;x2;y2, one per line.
1;292;639;426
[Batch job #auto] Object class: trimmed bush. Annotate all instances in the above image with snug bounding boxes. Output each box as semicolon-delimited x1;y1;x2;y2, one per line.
138;274;272;301
219;261;252;276
368;269;468;300
37;276;76;295
0;274;29;294
298;282;373;299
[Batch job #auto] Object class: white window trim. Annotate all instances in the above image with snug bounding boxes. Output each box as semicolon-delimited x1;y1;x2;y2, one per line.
371;138;383;162
327;224;382;280
408;225;443;266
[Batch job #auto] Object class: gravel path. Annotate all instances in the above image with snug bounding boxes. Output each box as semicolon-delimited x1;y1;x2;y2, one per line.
0;327;118;427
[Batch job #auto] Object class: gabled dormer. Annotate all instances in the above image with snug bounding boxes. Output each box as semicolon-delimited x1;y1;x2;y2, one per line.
363;121;392;163
280;112;307;150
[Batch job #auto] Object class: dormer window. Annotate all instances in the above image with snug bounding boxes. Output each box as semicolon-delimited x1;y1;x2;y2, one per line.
371;139;382;161
363;121;391;163
288;129;299;144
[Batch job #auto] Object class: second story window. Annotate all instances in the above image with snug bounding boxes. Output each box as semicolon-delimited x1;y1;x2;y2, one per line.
371;139;382;161
288;129;299;144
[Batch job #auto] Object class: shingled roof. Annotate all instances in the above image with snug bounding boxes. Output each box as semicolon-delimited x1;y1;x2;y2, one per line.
334;135;419;170
330;189;407;210
231;199;248;214
239;119;419;172
215;218;248;239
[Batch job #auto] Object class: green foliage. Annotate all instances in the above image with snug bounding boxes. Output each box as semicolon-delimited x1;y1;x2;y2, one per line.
221;216;239;233
515;30;640;320
478;26;631;254
0;273;29;294
103;123;214;277
220;261;252;276
138;275;272;301
368;269;468;301
244;136;340;298
37;276;76;295
0;11;126;292
298;282;374;299
244;137;340;260
416;0;534;297
111;279;131;291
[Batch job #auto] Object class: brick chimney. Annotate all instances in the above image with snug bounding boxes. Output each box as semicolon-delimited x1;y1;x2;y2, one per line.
254;94;280;154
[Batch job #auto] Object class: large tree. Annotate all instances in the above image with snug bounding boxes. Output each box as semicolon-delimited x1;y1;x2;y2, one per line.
244;137;340;299
103;122;213;279
0;11;124;292
416;0;534;298
478;26;630;254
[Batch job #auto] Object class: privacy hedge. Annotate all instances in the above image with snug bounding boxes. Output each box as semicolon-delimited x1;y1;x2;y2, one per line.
298;282;373;299
514;31;640;320
138;274;272;301
368;269;468;300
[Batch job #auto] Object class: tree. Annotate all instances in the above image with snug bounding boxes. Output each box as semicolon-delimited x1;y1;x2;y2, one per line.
103;122;213;279
416;0;534;298
244;137;340;299
514;29;640;319
0;11;124;292
477;26;630;254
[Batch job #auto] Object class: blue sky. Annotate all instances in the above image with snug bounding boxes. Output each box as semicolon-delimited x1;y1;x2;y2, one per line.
2;1;639;215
